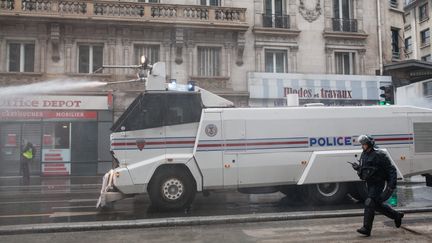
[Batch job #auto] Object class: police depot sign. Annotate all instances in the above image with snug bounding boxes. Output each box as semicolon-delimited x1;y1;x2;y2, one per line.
248;73;392;101
0;95;108;110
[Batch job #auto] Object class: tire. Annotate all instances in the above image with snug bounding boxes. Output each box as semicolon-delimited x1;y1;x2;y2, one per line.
349;181;368;202
306;182;349;205
148;167;196;211
278;185;307;205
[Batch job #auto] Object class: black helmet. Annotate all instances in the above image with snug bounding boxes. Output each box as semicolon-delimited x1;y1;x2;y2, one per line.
358;135;375;147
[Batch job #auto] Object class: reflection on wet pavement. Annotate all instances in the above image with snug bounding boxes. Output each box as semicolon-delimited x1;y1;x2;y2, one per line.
0;179;431;226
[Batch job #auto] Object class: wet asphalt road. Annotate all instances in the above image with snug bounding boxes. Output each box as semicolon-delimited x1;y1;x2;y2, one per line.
0;177;431;226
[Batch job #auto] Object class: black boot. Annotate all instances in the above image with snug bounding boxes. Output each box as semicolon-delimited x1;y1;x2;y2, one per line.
395;212;404;228
357;207;375;237
357;227;371;236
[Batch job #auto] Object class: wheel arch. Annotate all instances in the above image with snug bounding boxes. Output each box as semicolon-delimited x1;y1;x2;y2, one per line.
147;163;199;193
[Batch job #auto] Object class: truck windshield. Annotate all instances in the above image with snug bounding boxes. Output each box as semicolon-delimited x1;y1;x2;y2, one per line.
111;92;203;132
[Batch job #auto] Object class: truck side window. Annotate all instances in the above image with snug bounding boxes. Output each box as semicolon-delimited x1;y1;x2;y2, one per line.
165;94;202;126
118;94;165;131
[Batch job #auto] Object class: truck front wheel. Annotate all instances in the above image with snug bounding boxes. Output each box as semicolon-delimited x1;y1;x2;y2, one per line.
148;167;196;211
306;182;349;205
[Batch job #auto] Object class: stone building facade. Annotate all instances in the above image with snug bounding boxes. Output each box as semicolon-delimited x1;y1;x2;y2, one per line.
404;0;432;62
0;0;404;176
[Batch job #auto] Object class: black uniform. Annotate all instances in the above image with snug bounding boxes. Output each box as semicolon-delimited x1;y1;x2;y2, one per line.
358;148;400;232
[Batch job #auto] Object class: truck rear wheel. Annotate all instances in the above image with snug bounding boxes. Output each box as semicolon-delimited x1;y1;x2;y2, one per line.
349;182;368;202
148;167;196;211
306;182;348;205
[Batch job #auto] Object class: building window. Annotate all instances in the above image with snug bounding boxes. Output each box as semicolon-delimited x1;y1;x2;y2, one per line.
405;37;412;52
265;49;287;73
424;81;432;96
421;28;430;46
419;3;429;21
200;0;220;6
198;47;221;76
134;45;160;65
391;28;400;58
421;54;431;62
335;52;355;75
389;0;398;8
78;44;103;74
8;42;35;72
138;0;159;3
263;0;289;28
333;0;357;32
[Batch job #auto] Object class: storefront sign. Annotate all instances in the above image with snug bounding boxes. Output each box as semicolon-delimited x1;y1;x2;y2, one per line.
284;87;353;99
0;95;108;110
42;149;71;176
0;110;97;120
248;73;392;101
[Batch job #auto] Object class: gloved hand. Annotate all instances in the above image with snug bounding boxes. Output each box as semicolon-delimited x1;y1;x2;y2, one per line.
380;186;395;202
351;162;360;171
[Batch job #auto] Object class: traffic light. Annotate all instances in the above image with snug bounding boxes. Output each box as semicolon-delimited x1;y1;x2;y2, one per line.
379;85;394;105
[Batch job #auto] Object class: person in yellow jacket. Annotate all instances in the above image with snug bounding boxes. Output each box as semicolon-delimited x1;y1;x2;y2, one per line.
20;140;36;185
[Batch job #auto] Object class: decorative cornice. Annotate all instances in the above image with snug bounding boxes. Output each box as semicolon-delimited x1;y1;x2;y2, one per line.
323;31;368;40
252;27;301;37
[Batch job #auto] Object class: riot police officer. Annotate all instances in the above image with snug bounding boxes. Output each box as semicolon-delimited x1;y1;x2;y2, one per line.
352;135;404;236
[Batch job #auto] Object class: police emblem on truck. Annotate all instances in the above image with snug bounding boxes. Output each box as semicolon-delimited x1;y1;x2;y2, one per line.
205;124;218;137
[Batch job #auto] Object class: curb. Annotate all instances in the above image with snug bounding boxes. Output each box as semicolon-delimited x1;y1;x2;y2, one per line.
0;207;431;235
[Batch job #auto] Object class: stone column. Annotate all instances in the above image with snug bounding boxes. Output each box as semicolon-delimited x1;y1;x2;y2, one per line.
186;40;195;78
358;49;366;75
64;38;73;73
122;38;131;75
0;37;4;72
325;47;333;74
38;37;47;73
288;46;298;73
323;0;333;31
255;46;263;72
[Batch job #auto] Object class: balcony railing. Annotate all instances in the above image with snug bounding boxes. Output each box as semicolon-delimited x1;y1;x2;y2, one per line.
332;18;358;32
0;0;246;25
262;14;289;29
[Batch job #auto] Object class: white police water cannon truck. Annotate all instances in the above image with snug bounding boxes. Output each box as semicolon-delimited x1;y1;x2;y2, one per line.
97;61;432;210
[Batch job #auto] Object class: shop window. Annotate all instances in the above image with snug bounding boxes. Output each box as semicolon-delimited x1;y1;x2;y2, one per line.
335;52;355;75
134;44;160;65
200;0;220;6
8;42;35;72
265;49;287;73
165;93;202;126
421;29;430;46
198;47;221;76
78;44;103;73
43;123;70;149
